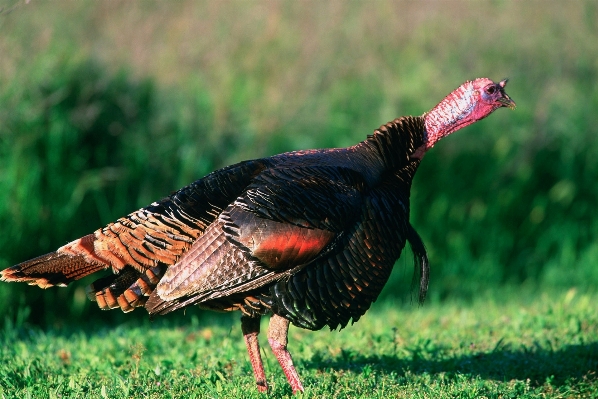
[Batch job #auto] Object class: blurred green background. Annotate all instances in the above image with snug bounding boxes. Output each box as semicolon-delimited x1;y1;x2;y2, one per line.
0;0;597;327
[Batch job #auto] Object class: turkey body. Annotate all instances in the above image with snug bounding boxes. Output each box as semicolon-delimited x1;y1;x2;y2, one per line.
147;116;428;331
1;78;515;394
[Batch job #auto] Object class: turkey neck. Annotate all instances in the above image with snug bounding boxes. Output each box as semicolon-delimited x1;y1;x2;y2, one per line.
358;116;426;177
423;80;477;150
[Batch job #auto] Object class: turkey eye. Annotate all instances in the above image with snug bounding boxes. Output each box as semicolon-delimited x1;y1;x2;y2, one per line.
485;86;496;94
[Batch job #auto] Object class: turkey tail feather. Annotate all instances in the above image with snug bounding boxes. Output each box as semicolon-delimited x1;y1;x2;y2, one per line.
0;251;106;288
406;224;429;304
86;265;166;313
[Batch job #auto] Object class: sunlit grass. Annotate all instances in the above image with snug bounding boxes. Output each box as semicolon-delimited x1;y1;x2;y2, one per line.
1;287;596;398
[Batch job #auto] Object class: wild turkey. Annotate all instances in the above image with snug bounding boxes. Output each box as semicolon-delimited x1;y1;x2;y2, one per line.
1;78;515;393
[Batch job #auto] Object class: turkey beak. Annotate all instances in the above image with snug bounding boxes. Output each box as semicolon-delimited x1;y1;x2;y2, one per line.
497;93;516;110
497;79;516;110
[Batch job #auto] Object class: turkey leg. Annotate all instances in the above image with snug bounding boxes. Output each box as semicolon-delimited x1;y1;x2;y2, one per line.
241;316;268;392
268;314;304;393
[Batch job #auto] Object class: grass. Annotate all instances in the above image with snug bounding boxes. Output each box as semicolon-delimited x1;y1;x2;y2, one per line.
2;287;597;398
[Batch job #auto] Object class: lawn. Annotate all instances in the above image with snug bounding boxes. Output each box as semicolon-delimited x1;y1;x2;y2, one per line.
2;287;596;398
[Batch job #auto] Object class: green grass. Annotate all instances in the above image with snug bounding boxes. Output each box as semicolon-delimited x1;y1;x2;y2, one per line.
2;287;597;398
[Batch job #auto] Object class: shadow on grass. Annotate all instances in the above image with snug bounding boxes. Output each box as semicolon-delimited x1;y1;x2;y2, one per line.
305;342;598;387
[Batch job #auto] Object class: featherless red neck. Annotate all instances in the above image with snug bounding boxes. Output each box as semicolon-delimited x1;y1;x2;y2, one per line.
422;78;515;154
